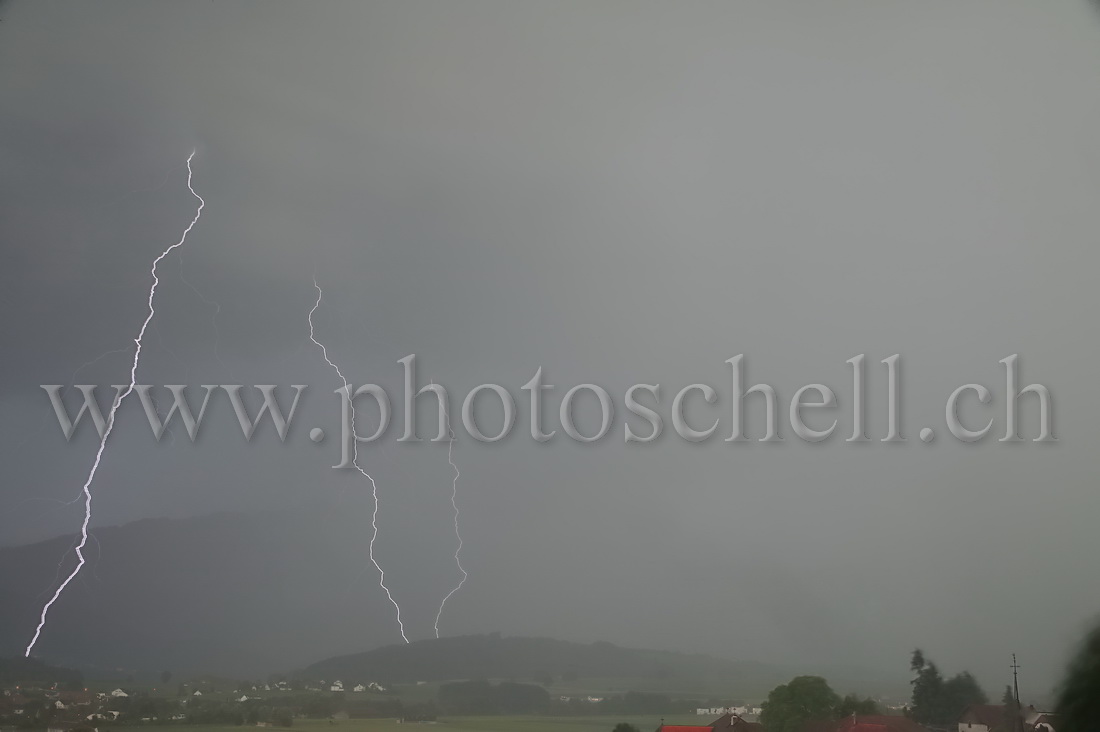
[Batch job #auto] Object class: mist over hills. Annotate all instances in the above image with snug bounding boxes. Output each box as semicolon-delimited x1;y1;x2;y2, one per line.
302;634;907;699
0;507;444;677
0;509;905;696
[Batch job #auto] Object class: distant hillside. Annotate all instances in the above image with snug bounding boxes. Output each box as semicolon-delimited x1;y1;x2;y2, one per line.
0;510;905;697
0;507;473;677
304;633;777;687
0;656;82;688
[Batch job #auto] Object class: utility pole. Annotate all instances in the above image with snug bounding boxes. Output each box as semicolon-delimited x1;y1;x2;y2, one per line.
1011;654;1024;732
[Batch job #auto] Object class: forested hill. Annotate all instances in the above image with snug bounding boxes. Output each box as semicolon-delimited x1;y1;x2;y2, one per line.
303;633;776;686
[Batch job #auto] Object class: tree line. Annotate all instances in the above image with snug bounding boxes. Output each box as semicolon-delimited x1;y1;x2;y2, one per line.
756;649;988;732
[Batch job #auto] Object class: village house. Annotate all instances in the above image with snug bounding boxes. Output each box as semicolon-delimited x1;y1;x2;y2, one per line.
958;704;1057;732
711;713;764;732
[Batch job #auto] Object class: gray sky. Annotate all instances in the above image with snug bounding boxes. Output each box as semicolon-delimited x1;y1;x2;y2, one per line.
2;0;1100;694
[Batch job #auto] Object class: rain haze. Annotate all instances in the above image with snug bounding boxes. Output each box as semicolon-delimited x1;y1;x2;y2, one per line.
1;0;1099;721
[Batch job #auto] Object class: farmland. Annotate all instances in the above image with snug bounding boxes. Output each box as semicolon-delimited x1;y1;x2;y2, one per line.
120;717;699;732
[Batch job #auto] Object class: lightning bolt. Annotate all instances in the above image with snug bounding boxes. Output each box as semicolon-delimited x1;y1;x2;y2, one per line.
308;278;409;644
25;151;205;657
433;384;467;638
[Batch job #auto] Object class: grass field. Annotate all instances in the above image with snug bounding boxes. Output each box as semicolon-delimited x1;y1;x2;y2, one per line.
121;716;700;732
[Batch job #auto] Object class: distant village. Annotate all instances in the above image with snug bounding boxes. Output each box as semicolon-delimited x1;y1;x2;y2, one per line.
0;673;703;731
0;677;395;732
0;653;1060;732
0;677;1060;732
658;703;1056;732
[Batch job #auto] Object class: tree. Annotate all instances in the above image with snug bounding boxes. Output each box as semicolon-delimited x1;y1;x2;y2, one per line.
907;649;987;726
909;650;944;725
837;694;879;717
612;725;640;732
1000;683;1021;729
942;672;987;716
1056;622;1100;732
760;676;841;732
161;671;173;685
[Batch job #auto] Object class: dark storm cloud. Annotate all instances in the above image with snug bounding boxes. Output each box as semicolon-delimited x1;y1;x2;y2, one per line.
2;0;1100;692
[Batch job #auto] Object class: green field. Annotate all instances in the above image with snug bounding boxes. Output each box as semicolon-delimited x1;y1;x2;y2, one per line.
121;717;701;732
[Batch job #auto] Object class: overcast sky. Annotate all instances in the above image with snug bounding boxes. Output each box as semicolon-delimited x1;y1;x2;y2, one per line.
2;0;1100;693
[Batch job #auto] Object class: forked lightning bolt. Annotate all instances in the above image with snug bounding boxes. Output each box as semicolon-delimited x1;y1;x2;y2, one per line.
433;385;467;638
308;278;409;644
25;151;205;657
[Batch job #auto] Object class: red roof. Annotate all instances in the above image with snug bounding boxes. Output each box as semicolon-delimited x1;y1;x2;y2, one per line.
710;713;763;731
708;713;761;730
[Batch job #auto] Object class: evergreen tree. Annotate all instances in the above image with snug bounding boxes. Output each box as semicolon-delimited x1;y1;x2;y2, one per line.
907;649;987;726
1055;623;1100;732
